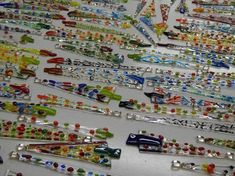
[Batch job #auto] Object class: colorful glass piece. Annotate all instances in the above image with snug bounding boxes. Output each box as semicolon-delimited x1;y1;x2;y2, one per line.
37;94;122;117
17;141;121;167
0;83;30;100
10;152;110;176
0;119;84;142
126;113;235;135
141;0;156;17
172;160;235;176
134;0;147;17
17;116;113;139
0;100;56;117
126;131;235;160
160;4;170;23
34;78;121;103
43;66;145;89
197;135;235;150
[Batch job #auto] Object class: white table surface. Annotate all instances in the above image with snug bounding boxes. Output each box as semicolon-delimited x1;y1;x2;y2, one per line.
0;0;234;176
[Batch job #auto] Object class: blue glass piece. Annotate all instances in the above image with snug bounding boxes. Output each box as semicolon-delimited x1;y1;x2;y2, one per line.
61;32;66;37
126;133;163;146
88;91;95;97
18;106;25;114
81;6;89;11
179;7;185;13
212;60;230;69
140;16;153;28
48;80;56;85
96;9;103;14
78;84;87;89
112;12;119;19
126;74;145;84
0;2;15;7
181;96;190;105
45;13;50;18
231;80;235;87
60;164;66;171
88;171;93;176
99;158;109;164
45;160;53;167
93;89;99;93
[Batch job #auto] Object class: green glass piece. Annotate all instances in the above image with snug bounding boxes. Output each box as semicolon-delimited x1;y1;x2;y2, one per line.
60;133;65;138
127;54;142;61
42;129;47;134
21;55;40;65
99;89;122;101
94;147;121;159
63;44;77;51
95;129;113;139
20;34;34;44
32;105;56;117
64;123;69;128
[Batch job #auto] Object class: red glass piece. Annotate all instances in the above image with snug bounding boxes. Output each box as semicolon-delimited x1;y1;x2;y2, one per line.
224;114;230;119
7;121;12;125
37;95;49;99
209;163;215;168
75;123;80;129
53;14;66;20
9;84;30;94
22;154;32;160
68;133;75;141
89;129;95;135
176;18;187;23
207;165;215;174
79;151;85;157
53;121;59;127
45;31;57;36
159;135;164;140
31;116;37;122
20;69;36;77
62;20;77;27
206;107;212;112
171;108;176;113
67;167;74;173
40;50;57;57
53;162;59;168
58;5;69;11
154;104;158;109
17;126;25;132
44;67;63;75
198;147;205;151
163;144;168;148
53;132;59;136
